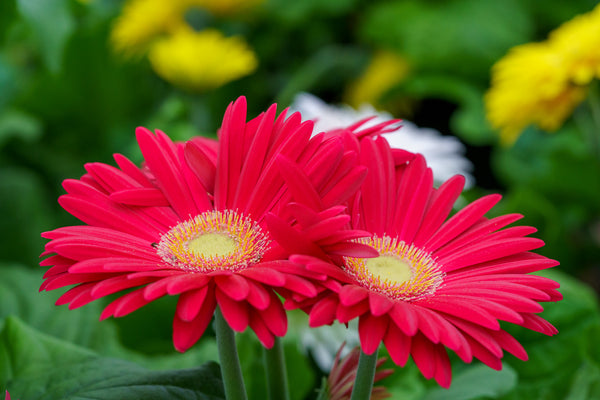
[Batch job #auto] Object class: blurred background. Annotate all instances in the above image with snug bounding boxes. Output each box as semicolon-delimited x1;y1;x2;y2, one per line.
1;0;599;399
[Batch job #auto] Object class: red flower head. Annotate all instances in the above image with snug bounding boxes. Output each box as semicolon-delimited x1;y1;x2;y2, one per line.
288;134;562;387
40;97;373;351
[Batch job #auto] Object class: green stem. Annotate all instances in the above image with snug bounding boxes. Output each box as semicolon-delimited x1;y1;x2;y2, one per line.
586;82;600;158
315;377;329;400
263;337;290;400
215;307;248;400
349;348;379;400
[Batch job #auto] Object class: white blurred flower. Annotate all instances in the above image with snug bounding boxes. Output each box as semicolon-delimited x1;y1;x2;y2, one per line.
300;319;360;372
291;93;474;188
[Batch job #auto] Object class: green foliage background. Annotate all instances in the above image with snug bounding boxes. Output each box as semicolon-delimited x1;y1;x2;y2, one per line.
0;0;599;398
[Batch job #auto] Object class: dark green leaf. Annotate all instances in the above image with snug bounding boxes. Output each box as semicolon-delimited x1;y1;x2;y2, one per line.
360;0;533;79
16;0;75;72
0;317;225;399
0;107;42;147
501;270;600;399
422;364;517;400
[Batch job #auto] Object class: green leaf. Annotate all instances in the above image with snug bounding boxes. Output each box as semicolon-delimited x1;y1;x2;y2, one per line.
360;0;532;79
0;264;120;352
421;364;517;400
0;316;225;399
0;263;221;372
500;270;600;399
276;45;368;106
394;74;494;144
0;107;42;147
267;0;357;24
236;327;315;400
0;0;17;43
17;0;75;72
0;169;54;266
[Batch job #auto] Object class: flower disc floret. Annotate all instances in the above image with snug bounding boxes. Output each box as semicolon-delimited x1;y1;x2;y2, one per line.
344;235;444;301
157;210;269;273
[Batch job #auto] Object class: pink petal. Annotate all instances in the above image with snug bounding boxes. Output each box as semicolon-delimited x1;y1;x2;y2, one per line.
368;291;394;316
439;238;545;272
336;300;370;323
249;312;275;348
383;322;412;366
308;295;338;327
216;288;249;332
214;97;247;209
136;127;198;218
423;194;501;253
246;281;271;310
259;292;287;336
389;301;419;336
100;288;152;319
338;284;369;306
358;313;389;355
240;266;286;286
109;188;170;206
176;286;209;322
417;297;500;330
184;140;216;193
276;155;323;211
215;274;250;301
173;289;216;352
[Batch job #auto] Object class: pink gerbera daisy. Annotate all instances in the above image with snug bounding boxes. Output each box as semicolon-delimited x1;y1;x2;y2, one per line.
40;97;375;351
287;133;562;388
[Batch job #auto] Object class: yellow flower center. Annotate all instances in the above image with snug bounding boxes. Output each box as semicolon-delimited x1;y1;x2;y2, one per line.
157;210;269;272
188;233;237;258
365;255;413;284
344;235;444;301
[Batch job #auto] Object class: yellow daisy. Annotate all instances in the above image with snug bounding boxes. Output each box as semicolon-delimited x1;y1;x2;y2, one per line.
148;27;258;91
345;50;410;108
111;0;263;57
111;0;188;56
485;5;600;145
485;42;587;145
549;4;600;85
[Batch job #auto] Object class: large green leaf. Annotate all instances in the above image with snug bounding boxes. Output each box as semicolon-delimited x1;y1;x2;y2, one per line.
0;264;220;370
0;169;55;266
0;317;225;399
16;0;75;72
236;327;316;400
0;263;121;352
500;270;600;399
422;364;517;400
360;0;532;79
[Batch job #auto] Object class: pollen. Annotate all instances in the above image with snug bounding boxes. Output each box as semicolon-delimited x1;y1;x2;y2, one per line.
344;235;444;301
157;210;270;273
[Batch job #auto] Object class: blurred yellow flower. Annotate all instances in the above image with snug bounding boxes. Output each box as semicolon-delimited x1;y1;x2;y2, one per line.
111;0;263;56
485;42;587;145
191;0;264;16
486;4;600;145
148;28;258;91
111;0;187;56
550;4;600;85
345;50;410;108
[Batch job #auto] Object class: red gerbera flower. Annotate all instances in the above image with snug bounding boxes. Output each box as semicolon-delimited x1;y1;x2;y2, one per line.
287;134;562;387
40;97;374;351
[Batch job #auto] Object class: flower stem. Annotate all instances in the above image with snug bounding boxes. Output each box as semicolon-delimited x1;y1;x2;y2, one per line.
263;337;290;400
586;82;600;158
215;307;248;400
349;348;379;400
